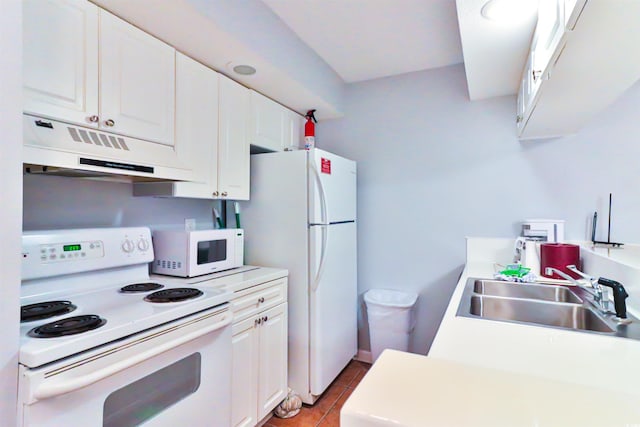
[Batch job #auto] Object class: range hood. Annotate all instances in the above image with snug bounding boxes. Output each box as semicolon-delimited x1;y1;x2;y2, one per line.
23;114;193;182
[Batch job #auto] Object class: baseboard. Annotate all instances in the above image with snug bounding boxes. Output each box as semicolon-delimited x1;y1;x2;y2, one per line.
354;349;372;364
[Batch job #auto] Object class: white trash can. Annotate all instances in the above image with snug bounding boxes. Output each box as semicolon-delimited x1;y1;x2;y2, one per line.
364;289;418;363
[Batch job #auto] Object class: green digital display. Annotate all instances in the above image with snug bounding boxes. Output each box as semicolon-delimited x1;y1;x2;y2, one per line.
63;244;82;252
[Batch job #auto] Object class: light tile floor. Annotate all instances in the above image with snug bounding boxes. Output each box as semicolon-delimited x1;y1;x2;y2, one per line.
265;360;371;427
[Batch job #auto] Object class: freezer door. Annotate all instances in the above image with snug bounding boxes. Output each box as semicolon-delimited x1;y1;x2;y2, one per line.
308;149;356;224
309;221;357;396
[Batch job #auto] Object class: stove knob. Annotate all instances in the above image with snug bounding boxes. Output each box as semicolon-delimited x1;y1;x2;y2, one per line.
121;239;135;253
137;238;150;252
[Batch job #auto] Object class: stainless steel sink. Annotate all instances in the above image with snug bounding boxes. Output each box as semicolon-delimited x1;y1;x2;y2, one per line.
469;295;614;332
473;280;582;304
457;278;640;339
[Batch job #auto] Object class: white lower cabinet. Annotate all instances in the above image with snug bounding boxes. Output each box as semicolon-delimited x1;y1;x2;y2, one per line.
232;316;260;427
231;279;288;427
257;303;288;419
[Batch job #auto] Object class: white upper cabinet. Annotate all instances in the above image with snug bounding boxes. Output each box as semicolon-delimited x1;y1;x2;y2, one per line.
133;54;219;198
249;90;303;152
174;53;218;197
530;0;564;81
23;0;99;127
23;0;175;146
99;11;175;146
249;90;286;152
284;109;304;151
517;0;640;140
219;76;250;200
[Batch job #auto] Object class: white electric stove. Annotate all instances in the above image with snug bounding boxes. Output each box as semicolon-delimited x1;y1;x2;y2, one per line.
18;227;233;427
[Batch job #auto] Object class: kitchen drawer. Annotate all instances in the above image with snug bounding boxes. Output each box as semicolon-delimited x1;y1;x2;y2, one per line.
231;278;287;323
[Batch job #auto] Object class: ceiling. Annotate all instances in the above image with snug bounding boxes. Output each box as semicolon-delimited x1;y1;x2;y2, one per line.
91;0;539;119
262;0;464;83
263;0;538;99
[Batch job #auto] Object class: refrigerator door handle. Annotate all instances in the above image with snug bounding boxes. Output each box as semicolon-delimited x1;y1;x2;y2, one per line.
311;224;329;292
310;163;328;224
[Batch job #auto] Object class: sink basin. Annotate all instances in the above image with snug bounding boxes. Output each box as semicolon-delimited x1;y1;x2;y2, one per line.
455;278;640;339
473;280;582;304
468;295;615;333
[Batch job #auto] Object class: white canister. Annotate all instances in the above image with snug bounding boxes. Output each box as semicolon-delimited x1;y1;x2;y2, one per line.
514;237;541;275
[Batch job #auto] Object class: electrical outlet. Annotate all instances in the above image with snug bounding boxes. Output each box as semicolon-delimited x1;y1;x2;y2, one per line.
184;218;196;231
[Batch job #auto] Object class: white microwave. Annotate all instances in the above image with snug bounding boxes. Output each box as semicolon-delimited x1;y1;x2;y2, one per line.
151;229;244;277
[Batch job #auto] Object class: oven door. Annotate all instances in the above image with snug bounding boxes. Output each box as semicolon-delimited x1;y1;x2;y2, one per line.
19;306;231;427
190;232;237;276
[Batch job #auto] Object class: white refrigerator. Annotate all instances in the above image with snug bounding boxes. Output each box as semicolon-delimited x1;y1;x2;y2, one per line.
241;148;357;405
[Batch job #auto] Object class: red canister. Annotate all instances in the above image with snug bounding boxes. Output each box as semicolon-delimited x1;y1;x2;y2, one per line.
540;243;581;279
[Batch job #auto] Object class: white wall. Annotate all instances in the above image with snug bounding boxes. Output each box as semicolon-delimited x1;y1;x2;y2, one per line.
319;64;640;355
23;175;222;231
0;0;22;423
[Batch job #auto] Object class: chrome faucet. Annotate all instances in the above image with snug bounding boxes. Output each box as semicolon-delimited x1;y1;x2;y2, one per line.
546;265;630;321
544;266;606;312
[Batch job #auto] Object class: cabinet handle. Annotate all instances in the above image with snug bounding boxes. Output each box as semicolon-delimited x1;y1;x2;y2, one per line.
87;115;99;123
104;119;115;127
258;297;265;304
532;69;542;81
221;191;228;197
516;115;523;124
255;318;262;326
263;316;268;322
212;191;219;197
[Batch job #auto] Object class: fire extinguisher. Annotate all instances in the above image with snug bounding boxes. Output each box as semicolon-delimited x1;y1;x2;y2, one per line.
304;109;317;150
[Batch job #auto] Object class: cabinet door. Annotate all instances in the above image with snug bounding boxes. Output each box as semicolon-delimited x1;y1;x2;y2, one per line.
23;0;99;126
532;0;564;78
171;53;219;198
249;90;285;152
257;303;288;420
284;110;304;151
231;317;259;427
218;76;250;200
99;10;175;145
517;51;536;136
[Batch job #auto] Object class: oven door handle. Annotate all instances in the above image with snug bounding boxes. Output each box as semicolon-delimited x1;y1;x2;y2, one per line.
32;312;231;401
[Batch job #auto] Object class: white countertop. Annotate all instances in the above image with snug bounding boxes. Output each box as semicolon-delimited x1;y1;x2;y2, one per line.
429;238;640;396
341;350;640;427
341;237;640;426
151;265;288;293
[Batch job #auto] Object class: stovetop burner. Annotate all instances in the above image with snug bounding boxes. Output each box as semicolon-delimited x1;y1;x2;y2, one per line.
120;282;164;293
144;288;203;303
21;301;77;323
28;315;107;338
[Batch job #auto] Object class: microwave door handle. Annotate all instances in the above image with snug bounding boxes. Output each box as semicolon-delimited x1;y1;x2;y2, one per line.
32;313;231;401
310;224;328;292
310;163;328;225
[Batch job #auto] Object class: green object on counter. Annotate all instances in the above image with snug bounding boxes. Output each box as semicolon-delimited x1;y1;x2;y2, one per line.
499;264;531;278
234;202;241;228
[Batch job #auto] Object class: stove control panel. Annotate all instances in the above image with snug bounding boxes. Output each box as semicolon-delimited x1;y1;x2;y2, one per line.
38;240;104;263
121;236;151;254
22;227;154;281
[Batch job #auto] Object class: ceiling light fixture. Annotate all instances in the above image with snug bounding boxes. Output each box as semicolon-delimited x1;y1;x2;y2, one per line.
232;64;257;76
481;0;537;23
